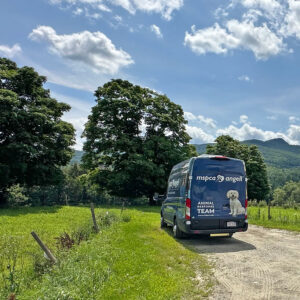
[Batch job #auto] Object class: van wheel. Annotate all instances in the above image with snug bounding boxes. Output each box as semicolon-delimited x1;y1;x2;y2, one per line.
160;216;167;228
173;219;184;239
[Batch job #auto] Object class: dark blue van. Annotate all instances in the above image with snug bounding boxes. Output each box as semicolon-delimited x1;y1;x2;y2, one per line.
161;155;248;238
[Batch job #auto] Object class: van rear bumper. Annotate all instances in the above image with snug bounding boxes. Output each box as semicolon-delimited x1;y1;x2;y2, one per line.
181;221;248;235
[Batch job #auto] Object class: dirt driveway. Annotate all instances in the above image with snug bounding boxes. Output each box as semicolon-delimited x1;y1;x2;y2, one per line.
184;225;300;300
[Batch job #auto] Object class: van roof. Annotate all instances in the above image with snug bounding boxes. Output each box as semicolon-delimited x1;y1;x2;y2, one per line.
196;154;243;162
172;155;244;172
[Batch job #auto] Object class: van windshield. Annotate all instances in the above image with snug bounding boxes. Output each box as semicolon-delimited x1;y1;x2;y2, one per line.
190;158;246;218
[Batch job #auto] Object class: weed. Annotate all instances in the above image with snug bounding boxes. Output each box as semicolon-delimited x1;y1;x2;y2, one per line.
96;211;120;227
121;214;131;223
0;236;24;298
31;253;53;277
7;293;16;300
55;232;75;250
71;224;91;245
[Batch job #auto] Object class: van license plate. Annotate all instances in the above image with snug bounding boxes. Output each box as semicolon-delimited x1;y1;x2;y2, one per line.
227;221;236;227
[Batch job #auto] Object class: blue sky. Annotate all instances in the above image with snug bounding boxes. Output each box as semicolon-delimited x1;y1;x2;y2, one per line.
1;0;300;149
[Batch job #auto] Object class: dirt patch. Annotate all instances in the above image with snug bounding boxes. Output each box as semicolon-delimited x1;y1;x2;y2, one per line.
184;225;300;300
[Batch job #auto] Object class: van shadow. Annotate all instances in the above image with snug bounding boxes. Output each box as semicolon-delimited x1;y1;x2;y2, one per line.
0;206;61;217
164;227;256;254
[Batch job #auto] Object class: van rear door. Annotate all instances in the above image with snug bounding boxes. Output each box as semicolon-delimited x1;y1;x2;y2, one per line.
189;157;246;230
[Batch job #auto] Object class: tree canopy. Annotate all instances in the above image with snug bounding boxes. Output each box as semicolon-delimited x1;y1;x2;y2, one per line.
207;135;270;201
83;79;196;202
0;58;75;204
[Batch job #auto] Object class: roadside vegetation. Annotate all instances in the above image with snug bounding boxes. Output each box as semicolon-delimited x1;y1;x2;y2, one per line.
248;206;300;232
0;206;212;299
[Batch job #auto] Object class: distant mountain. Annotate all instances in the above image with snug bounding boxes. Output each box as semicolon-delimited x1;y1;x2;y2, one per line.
71;138;300;169
193;138;300;169
70;150;84;164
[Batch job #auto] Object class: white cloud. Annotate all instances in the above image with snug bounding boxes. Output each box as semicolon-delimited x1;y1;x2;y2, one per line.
184;111;197;121
185;0;295;60
289;116;300;123
240;0;282;18
49;0;183;20
184;20;286;60
114;14;122;22
197;115;217;129
0;44;22;58
214;7;229;19
281;0;300;39
186;125;215;144
267;115;277;120
29;26;134;74
150;24;163;39
63;115;88;150
110;0;184;20
287;124;300;142
184;23;239;55
98;3;111;11
184;112;217;128
238;75;251;81
216;123;300;144
73;7;83;15
227;19;286;60
240;115;249;123
184;112;300;146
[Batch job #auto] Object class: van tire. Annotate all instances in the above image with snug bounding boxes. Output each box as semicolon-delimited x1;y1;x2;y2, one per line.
173;219;184;239
160;216;167;228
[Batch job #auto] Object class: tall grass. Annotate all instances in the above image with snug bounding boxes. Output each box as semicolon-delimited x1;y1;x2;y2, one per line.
0;206;212;299
247;206;300;232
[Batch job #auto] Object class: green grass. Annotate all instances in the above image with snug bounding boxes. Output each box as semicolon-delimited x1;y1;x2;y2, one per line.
248;206;300;232
0;206;212;299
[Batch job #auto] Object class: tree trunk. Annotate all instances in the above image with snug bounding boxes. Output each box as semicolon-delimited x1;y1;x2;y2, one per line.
0;189;8;207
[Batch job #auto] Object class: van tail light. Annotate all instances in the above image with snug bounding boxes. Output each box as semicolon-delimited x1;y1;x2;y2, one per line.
245;198;248;219
185;198;191;220
210;156;230;160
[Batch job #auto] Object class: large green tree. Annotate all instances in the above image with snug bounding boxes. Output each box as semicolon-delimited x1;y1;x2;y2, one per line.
0;58;75;204
83;79;196;203
207;135;270;201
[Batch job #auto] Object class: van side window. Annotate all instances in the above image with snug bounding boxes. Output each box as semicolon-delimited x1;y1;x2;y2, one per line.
167;169;188;198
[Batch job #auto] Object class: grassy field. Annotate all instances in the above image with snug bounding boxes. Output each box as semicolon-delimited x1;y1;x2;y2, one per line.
248;206;300;232
0;206;212;299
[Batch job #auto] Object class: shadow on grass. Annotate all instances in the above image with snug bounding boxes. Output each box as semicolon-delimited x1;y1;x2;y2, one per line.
163;226;256;254
0;206;62;217
0;204;161;217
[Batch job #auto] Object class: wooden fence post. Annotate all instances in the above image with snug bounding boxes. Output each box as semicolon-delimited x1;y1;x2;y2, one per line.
31;231;57;264
90;203;99;233
268;202;271;220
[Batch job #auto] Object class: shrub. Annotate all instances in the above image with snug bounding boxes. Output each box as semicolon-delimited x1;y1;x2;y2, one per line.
121;214;131;223
97;211;120;227
258;200;267;207
248;200;258;207
7;185;28;207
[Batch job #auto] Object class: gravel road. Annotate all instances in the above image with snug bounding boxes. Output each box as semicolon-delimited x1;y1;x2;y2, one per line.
184;225;300;300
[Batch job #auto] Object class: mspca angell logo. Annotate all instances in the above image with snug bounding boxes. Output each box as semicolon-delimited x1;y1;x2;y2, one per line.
196;175;243;183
